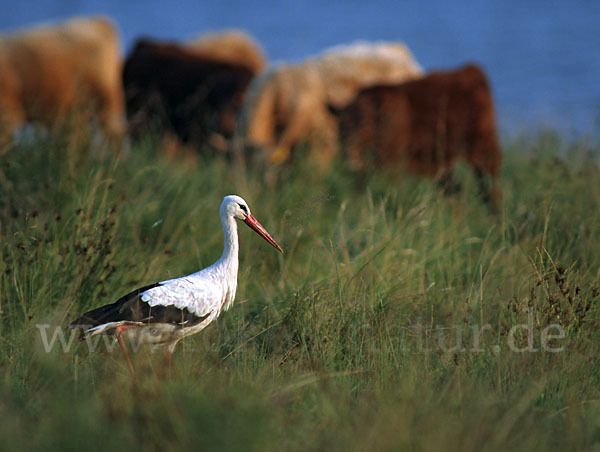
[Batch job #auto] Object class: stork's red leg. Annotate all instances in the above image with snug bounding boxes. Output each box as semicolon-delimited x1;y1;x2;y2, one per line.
115;325;136;375
165;341;179;370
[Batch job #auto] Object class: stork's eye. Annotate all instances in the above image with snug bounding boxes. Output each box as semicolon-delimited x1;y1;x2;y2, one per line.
238;203;248;214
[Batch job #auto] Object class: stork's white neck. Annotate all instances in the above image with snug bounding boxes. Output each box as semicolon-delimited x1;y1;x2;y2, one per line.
217;213;239;269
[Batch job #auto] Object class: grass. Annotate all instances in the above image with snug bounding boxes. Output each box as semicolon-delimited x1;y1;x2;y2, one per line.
0;126;599;451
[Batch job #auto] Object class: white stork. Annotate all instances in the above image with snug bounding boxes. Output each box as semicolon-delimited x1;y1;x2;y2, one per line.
69;195;283;373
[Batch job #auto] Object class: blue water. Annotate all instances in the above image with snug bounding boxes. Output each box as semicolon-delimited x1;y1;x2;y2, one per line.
2;0;599;136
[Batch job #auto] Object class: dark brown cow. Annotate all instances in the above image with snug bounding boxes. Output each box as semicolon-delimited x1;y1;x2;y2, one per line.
333;63;502;212
122;38;255;150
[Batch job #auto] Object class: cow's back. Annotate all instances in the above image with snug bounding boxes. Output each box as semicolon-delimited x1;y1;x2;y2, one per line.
314;41;424;107
187;29;266;75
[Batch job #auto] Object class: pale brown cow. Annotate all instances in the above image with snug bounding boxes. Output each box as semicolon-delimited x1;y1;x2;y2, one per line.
332;63;502;212
187;29;267;75
239;41;423;173
0;16;126;145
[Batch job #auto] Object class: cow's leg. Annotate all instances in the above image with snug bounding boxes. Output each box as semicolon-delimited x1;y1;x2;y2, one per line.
0;100;25;153
309;112;339;174
465;134;502;214
94;79;126;149
473;167;501;215
269;100;315;167
437;169;462;196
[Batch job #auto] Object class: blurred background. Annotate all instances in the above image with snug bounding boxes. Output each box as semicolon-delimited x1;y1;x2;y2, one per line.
2;0;599;137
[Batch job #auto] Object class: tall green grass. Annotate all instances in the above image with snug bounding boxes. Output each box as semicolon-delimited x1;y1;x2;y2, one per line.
0;128;599;451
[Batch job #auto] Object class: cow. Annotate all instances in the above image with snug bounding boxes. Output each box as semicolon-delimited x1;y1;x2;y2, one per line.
332;63;502;212
187;29;266;75
239;41;423;174
0;16;126;146
122;38;256;152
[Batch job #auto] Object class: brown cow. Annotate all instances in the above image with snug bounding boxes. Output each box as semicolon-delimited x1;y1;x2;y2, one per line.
0;16;126;145
187;29;266;75
332;63;502;212
239;41;423;173
122;38;255;151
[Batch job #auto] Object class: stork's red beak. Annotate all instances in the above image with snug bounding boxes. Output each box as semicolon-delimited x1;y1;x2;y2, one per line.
244;214;283;253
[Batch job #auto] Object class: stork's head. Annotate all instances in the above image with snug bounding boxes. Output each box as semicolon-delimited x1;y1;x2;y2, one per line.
221;195;283;253
222;195;252;220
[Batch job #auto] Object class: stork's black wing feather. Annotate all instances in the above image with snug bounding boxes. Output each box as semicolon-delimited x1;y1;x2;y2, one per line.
69;282;209;332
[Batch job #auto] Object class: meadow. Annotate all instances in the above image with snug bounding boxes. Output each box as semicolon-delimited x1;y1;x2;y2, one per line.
0;127;599;451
